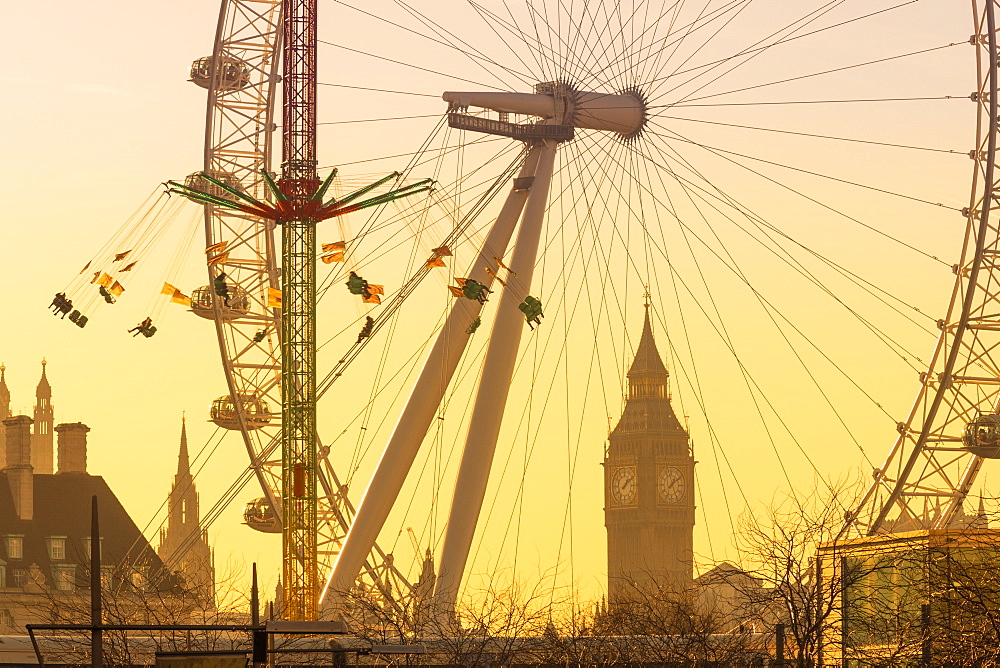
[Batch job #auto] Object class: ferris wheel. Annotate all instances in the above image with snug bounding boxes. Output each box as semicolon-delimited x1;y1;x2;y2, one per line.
173;0;994;620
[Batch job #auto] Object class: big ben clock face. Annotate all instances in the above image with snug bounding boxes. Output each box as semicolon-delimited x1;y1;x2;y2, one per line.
610;467;638;505
658;466;685;504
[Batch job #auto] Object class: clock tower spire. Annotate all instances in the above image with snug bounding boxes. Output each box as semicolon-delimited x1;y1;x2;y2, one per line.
604;301;695;602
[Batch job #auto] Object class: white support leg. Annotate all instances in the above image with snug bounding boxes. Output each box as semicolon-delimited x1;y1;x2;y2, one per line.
432;139;558;617
323;146;544;606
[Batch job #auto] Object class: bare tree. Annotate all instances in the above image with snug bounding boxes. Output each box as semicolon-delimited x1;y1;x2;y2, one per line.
725;481;872;667
33;558;253;665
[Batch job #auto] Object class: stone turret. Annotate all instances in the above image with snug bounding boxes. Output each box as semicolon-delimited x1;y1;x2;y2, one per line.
4;415;34;521
31;361;53;474
0;365;10;469
55;422;90;475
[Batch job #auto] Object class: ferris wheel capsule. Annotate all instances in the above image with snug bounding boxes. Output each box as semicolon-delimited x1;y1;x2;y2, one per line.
190;285;251;320
243;497;281;533
189;55;251;91
184;170;243;199
962;414;1000;458
210;394;272;430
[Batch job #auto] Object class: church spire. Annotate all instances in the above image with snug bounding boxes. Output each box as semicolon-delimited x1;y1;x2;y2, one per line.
159;415;215;604
177;415;190;477
627;300;668;398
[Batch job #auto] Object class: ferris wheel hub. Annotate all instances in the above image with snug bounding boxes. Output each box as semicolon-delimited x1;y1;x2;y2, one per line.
443;81;647;139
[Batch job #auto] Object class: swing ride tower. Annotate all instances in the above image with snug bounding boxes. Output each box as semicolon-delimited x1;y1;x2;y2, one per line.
169;0;432;619
277;0;320;621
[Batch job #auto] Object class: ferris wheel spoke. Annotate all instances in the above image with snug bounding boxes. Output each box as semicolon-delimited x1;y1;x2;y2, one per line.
650;0;861;104
636;0;697;91
524;133;764;552
633;132;941;331
546;0;630;88
583;140;839;492
311;143;525;307
318;41;513;92
464;1;554;85
639;152;882;468
328;0;536;89
523;1;563;82
387;0;543;89
622;0;678;92
311;127;511;270
629;0;756;98
580;0;748;96
643;122;958;254
674;41;965;108
595;132;925;442
658;114;966;155
638;133;936;369
654;0;752;81
465;141;620;577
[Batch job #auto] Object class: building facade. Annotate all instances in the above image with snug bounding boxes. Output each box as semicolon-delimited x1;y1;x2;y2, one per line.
0;364;208;631
0;413;174;631
605;304;695;602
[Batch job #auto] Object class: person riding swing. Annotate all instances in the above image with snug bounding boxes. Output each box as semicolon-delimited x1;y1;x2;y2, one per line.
347;271;368;296
462;278;490;304
128;316;157;338
357;316;375;343
214;272;231;307
518;296;544;330
50;293;73;318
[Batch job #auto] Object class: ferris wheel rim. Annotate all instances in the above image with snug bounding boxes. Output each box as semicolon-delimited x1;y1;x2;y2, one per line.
187;0;981;605
200;0;415;609
842;0;1000;538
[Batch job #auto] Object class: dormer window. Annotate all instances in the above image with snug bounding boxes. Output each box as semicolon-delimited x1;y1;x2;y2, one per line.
82;537;104;561
47;537;66;561
4;537;22;560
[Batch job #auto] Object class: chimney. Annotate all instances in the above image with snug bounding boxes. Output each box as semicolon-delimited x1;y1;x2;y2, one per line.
3;415;34;521
55;422;90;474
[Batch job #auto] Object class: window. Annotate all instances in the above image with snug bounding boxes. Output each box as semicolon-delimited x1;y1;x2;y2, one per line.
0;610;13;630
11;570;27;588
47;537;66;561
4;537;22;560
0;561;6;588
82;537;103;561
53;566;75;592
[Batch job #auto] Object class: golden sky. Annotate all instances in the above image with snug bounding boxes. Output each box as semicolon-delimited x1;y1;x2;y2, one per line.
0;0;981;605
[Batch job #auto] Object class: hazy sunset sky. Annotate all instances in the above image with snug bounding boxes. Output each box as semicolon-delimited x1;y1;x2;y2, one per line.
1;0;980;604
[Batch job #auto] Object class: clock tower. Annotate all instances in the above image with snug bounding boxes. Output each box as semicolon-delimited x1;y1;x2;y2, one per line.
604;301;695;602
